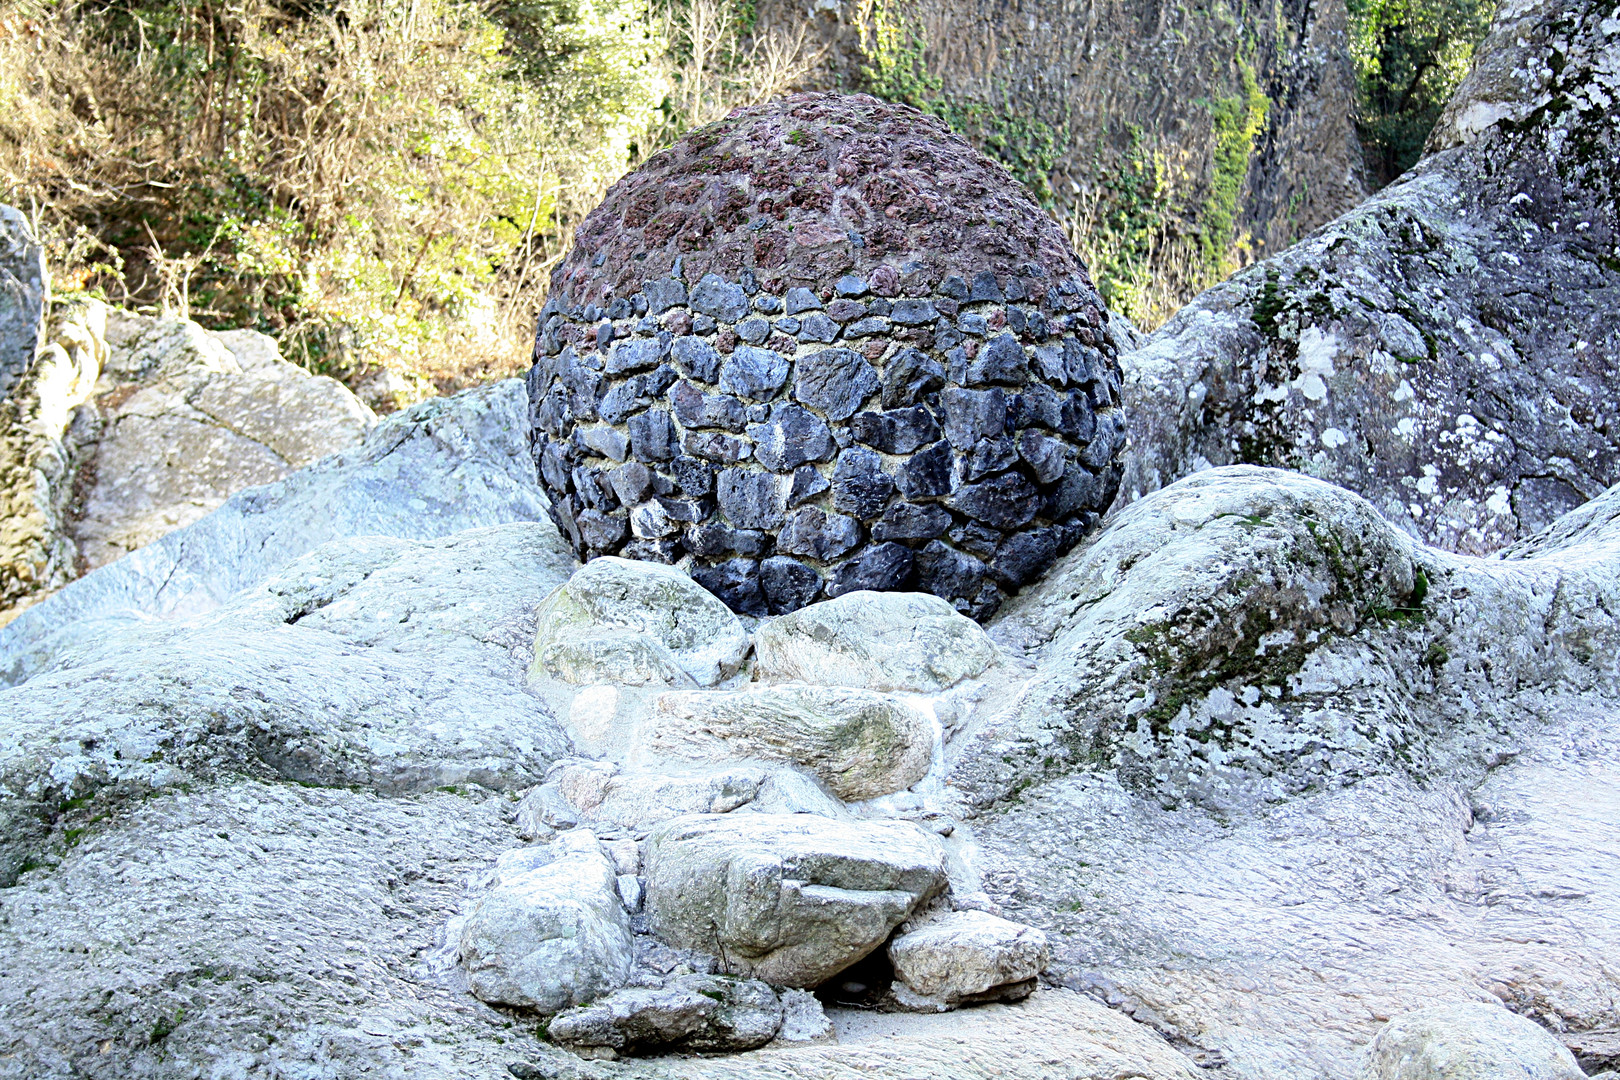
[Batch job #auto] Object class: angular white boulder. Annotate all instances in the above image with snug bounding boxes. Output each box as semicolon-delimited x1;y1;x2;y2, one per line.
753;590;996;693
1355;1002;1585;1080
531;557;750;688
648;684;934;801
643;813;947;988
888;910;1050;1010
457;831;633;1013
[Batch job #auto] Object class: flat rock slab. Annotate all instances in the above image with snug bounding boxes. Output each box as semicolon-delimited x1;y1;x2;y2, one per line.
531;557;750;688
888;910;1049;1009
643;813;947;988
0;523;573;885
512;988;1203;1080
753;590;997;693
547;975;784;1055
647;684;933;801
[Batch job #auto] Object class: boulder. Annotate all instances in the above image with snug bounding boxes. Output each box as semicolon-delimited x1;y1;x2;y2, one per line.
753;590;997;692
530;93;1126;619
0;377;557;687
70;316;376;571
1355;1003;1585;1080
515;758;844;838
887;910;1050;1010
647;685;934;801
530;557;750;688
643;813;948;987
546;975;783;1055
1117;0;1620;554
458;831;633;1013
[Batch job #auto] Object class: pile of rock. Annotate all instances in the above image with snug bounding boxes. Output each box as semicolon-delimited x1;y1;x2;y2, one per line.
446;557;1052;1058
529;93;1127;619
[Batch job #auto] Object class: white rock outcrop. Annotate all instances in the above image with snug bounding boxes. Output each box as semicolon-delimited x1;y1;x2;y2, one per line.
1354;1003;1585;1080
0;377;554;687
643;813;948;987
0;522;574;885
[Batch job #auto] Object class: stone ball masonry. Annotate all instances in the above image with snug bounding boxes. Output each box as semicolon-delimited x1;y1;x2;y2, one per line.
527;93;1126;619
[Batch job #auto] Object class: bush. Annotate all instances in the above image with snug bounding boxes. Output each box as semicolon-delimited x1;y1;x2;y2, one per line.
0;0;814;396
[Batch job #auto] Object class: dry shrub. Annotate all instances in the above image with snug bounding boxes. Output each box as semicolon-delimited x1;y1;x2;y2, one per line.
0;0;821;398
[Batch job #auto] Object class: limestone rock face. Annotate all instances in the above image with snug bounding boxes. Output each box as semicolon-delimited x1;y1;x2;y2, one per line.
888;910;1050;1010
643;813;948;987
753;589;996;692
647;684;934;800
0;522;574;887
529;93;1126;620
958;464;1620;812
530;556;750;688
1354;1003;1585;1080
71;316;376;570
0;299;104;620
0;378;558;688
0;205;46;402
1118;0;1620;554
547;975;785;1055
458;831;633;1012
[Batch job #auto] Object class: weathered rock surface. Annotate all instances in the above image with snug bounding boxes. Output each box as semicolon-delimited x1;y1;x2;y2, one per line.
0;377;556;687
531;93;1126;619
956;465;1620;812
547;975;784;1055
0;205;46;402
0;299;103;620
74;314;375;569
0;522;574;887
753;590;996;692
531;557;750;688
888;910;1049;1010
515;758;845;838
513;988;1203;1079
647;685;934;801
1118;0;1620;554
458;831;633;1013
643;813;947;987
1354;1003;1585;1080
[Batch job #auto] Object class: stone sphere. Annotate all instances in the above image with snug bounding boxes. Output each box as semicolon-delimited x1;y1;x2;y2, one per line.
527;92;1126;619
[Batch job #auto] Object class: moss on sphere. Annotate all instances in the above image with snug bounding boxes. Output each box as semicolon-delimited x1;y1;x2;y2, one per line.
528;92;1127;619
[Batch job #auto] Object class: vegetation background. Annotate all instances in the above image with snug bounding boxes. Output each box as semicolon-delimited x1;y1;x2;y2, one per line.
0;0;1492;403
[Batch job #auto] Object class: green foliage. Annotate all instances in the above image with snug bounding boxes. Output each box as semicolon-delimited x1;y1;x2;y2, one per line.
1348;0;1493;185
1201;61;1271;274
856;0;1060;202
0;0;668;384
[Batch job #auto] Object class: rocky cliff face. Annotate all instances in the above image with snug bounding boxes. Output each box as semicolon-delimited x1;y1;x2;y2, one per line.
1119;0;1620;552
788;0;1371;322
